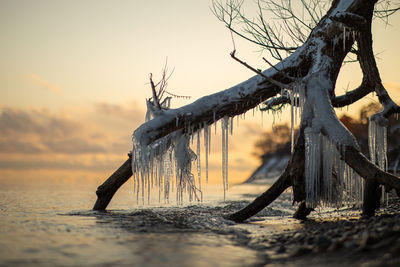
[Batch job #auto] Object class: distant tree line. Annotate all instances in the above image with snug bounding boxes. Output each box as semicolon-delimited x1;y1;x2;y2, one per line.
253;103;400;172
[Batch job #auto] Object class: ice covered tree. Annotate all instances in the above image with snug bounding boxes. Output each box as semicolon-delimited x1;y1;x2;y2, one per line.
93;0;400;221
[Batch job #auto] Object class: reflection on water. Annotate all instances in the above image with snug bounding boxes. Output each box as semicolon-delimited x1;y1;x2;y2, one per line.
0;180;297;266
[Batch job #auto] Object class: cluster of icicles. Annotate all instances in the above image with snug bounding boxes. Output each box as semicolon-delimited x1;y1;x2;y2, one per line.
287;84;387;209
286;84;363;208
331;24;358;54
369;119;389;204
131;100;235;204
304;130;364;208
304;113;388;208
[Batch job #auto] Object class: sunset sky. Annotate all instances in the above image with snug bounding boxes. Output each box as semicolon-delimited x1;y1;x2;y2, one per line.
1;0;399;188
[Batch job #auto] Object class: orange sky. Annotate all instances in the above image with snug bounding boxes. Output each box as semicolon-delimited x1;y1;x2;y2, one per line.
0;1;399;188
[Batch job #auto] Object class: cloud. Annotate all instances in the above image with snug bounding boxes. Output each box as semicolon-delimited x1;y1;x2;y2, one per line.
0;139;45;154
94;101;145;123
43;138;106;154
0;156;121;171
0;107;106;155
0;107;77;138
28;73;62;94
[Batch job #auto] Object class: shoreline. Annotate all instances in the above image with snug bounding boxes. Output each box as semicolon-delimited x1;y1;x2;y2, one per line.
233;195;400;266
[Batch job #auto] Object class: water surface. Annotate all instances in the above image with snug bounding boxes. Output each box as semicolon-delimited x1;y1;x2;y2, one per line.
0;181;297;266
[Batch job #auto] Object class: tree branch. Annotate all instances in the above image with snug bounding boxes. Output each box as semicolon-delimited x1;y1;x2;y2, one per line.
230;50;292;89
260;94;291;111
331;79;373;108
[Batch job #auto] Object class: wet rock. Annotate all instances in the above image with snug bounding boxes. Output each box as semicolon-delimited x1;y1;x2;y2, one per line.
291;246;312;257
314;235;331;251
276;245;286;254
343;240;358;249
359;230;373;248
293;232;303;240
327;240;343;251
305;236;315;245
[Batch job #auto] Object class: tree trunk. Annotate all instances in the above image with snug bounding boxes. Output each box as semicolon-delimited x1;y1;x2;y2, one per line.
93;157;132;210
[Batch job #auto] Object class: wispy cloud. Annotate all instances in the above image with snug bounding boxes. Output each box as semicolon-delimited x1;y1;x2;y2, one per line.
0;107;107;155
28;73;63;94
94;101;145;123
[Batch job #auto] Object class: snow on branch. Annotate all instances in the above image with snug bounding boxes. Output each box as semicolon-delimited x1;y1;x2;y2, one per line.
330;11;367;29
133;48;305;149
260;94;291;111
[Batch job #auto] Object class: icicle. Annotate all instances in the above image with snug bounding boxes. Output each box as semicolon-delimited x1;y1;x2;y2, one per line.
213;110;216;123
225;118;229;191
322;135;334;206
230;116;234;135
204;123;209;183
261;110;264;127
305;127;321;208
368;118;388;205
290;88;295;153
221;116;230;200
222;118;226;201
343;25;346;51
332;35;339;49
393;156;399;175
197;130;201;191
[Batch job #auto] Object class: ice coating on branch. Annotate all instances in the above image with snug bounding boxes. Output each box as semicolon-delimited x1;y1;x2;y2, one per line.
132;98;203;204
132;93;237;204
304;73;363;208
368;118;389;204
305;128;364;208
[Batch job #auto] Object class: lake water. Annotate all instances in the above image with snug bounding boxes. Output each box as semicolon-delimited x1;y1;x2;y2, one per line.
0;180;298;267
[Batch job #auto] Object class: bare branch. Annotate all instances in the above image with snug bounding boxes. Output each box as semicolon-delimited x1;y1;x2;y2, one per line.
262;57;296;81
260;94;291;111
230;50;291;89
149;73;162;111
331;79;374;108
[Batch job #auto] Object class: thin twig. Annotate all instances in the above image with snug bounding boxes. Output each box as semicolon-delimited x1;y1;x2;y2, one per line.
230;50;291;89
149;73;162;110
262;57;295;81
